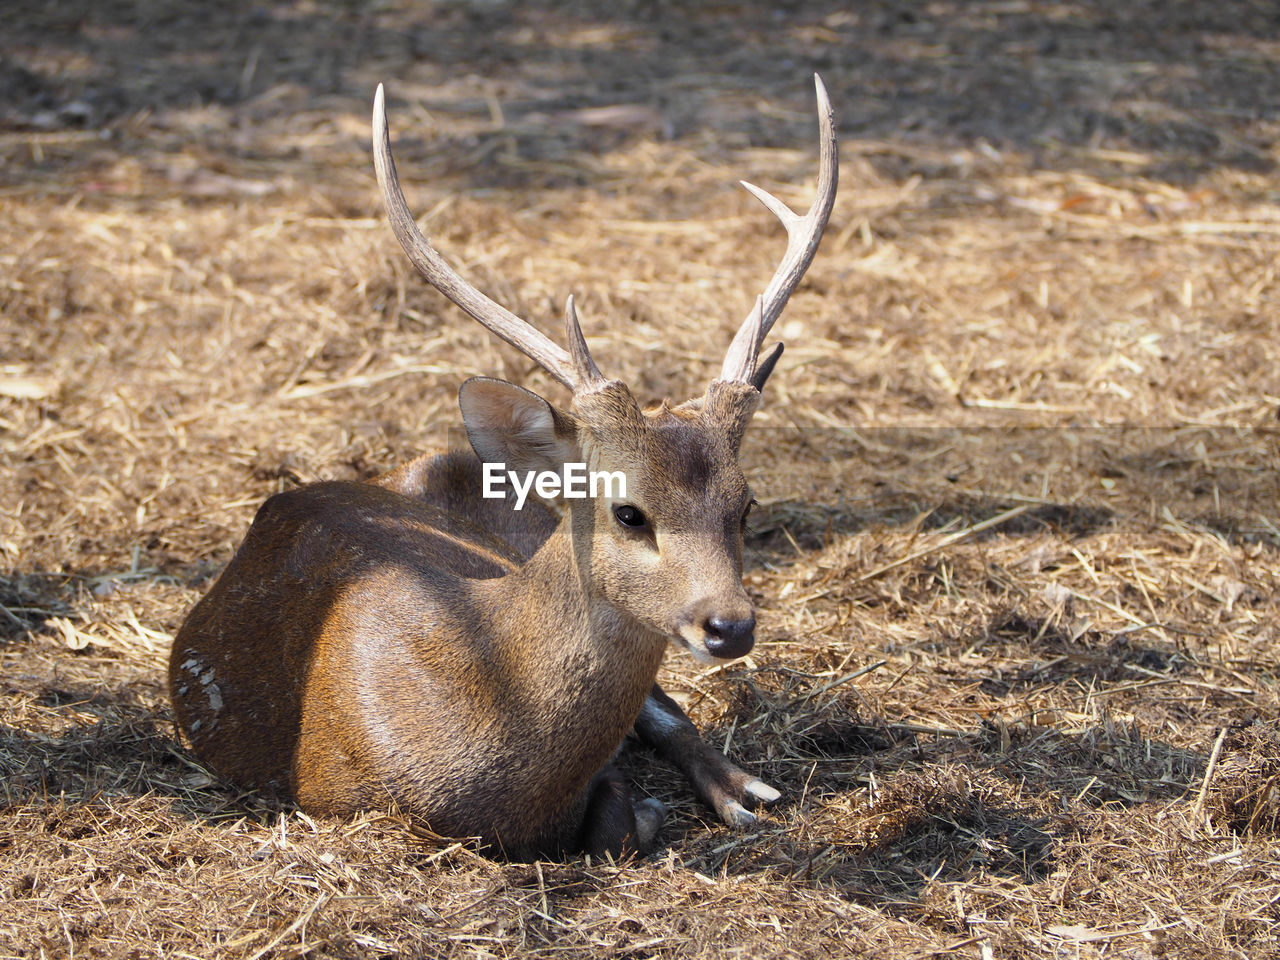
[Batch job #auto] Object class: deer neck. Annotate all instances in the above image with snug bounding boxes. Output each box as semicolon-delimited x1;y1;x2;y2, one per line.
467;516;668;714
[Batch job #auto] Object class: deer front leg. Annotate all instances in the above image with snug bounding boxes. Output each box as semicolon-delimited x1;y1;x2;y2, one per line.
635;685;780;827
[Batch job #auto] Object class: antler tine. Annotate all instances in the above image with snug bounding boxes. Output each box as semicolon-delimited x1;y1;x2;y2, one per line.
720;74;839;384
563;295;608;391
372;84;578;389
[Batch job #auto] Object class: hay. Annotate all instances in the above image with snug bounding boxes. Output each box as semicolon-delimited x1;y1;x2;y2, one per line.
3;1;1280;956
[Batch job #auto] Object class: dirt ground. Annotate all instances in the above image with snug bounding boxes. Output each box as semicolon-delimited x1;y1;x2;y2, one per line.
3;1;1280;957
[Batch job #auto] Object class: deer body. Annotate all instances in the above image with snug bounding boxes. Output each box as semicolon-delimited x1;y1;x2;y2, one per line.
174;449;685;854
170;79;837;858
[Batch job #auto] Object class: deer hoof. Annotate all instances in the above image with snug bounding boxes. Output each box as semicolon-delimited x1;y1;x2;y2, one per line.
745;779;782;805
720;800;759;828
715;778;780;828
633;797;667;849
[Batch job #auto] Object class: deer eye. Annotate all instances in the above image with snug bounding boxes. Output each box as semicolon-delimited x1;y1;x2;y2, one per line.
741;498;758;526
613;504;647;529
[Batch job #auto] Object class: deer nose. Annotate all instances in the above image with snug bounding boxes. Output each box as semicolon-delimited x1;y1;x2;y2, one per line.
702;614;756;659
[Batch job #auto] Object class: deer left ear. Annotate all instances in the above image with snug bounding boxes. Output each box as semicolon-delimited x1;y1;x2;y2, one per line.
458;377;579;472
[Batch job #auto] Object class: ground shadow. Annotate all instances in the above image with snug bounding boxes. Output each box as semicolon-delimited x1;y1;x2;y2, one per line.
1;682;190;807
689;721;1198;910
607;645;1214;908
0;581;289;825
744;425;1280;569
2;0;1277;192
969;608;1192;696
0;571;68;642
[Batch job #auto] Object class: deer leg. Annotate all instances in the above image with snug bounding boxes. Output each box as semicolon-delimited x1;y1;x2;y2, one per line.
635;685;781;827
578;762;667;858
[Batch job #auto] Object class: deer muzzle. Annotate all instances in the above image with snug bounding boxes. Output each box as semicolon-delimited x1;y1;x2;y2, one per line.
675;600;756;662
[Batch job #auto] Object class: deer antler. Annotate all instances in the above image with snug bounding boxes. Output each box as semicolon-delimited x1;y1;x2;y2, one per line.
719;75;838;385
373;84;599;392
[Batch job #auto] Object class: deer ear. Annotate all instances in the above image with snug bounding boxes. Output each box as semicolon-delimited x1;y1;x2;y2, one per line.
458;377;579;472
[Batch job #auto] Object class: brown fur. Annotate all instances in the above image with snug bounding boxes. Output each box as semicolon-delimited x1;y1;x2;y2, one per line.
169;382;777;858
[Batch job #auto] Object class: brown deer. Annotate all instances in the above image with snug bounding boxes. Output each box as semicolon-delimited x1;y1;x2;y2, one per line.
169;78;837;859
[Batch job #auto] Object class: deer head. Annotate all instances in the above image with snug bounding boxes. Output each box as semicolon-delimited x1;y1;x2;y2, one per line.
371;79;837;663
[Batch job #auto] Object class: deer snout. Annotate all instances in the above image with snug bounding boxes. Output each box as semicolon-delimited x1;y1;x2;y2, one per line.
703;613;756;659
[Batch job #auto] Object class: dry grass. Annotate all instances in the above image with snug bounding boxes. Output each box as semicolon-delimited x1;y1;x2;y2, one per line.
3;1;1280;957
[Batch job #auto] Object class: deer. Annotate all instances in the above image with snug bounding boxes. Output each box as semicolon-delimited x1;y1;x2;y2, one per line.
168;77;837;859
